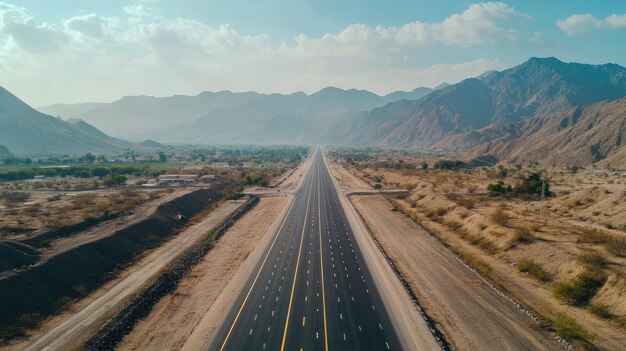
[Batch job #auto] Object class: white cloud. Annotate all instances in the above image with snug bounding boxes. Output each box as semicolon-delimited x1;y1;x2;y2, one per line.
556;14;602;35
605;14;626;28
0;2;535;106
557;12;626;35
289;2;533;60
123;5;159;19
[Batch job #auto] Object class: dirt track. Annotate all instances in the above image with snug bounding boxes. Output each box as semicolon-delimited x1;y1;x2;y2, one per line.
352;195;562;351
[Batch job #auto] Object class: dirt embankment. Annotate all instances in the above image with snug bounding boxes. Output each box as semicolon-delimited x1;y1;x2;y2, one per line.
118;196;289;350
0;188;221;339
345;163;626;350
352;195;560;351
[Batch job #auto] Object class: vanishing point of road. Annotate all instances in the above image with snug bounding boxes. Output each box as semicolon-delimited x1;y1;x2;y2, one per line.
211;148;403;351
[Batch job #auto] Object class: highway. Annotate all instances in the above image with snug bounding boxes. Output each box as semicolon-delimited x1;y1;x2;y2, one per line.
211;148;402;351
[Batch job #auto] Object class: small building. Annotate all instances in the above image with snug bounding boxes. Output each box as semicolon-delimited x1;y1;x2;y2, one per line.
158;174;199;186
34;175;45;180
210;162;230;168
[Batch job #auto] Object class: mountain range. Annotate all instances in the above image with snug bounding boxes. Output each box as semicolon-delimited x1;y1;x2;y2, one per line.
7;57;626;166
38;86;440;143
0;86;138;156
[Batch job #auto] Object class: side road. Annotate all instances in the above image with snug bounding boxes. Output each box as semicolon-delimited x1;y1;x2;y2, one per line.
16;199;248;351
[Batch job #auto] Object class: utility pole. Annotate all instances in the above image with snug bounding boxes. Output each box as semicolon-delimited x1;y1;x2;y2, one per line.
540;180;546;217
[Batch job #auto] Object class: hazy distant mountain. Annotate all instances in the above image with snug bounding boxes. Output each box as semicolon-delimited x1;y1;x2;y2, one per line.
38;102;106;119
66;118;111;139
139;139;164;148
38;86;438;142
0;144;13;160
0;86;131;156
343;57;626;149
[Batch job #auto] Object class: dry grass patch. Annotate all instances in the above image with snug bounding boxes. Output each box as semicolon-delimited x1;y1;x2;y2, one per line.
491;208;512;227
518;258;552;282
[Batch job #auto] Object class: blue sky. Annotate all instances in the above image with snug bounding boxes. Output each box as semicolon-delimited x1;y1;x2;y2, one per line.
1;1;626;106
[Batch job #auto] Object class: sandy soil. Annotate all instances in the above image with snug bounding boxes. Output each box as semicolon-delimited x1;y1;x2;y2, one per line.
278;153;313;191
9;200;246;351
352;195;561;351
326;160;372;190
118;196;288;350
336;156;626;350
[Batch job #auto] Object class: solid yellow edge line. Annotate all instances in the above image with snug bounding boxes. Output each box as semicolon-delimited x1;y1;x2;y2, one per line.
218;159;310;351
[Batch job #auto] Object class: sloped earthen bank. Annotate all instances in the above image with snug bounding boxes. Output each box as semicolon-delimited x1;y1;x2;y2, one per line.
0;188;221;339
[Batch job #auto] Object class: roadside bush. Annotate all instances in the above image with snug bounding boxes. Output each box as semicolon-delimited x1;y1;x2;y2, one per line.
554;268;607;305
606;237;626;257
553;312;590;343
579;251;609;268
588;302;612;320
444;220;463;231
491;208;511;226
576;227;610;244
518;259;551;282
511;226;535;244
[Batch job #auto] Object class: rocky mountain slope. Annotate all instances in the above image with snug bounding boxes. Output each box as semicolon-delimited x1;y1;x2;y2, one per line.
470;97;626;166
0;86;132;156
342;57;626;149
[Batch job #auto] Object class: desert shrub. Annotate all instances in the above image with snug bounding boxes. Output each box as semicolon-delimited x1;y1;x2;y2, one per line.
373;183;382;189
487;181;512;196
513;173;552;197
553;313;590;343
606;237;626;257
554;268;608;305
576;227;610;244
491;208;511;226
433;160;465;170
0;191;30;207
47;194;63;202
579;251;608;268
511;226;535;244
456;197;476;209
518;259;552;282
477;238;497;254
444;220;463;231
588;302;612;320
426;207;447;218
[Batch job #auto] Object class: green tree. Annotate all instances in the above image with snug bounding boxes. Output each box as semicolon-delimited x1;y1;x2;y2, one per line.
103;174;127;187
83;153;96;163
158;151;167;162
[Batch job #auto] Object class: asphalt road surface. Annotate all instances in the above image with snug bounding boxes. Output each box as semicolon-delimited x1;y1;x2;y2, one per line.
211;148;402;351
